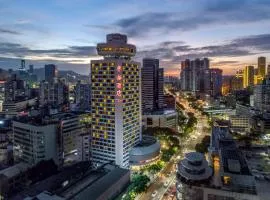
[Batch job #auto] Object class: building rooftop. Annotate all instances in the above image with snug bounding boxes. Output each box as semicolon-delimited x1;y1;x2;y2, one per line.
0;162;29;179
13;111;89;126
130;135;160;156
144;109;177;115
208;120;256;195
65;167;129;200
11;162;129;200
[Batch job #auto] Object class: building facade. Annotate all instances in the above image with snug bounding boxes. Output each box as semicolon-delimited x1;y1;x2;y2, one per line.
141;58;164;112
210;68;222;97
180;58;212;95
254;78;270;112
143;109;177;131
231;70;243;91
13;120;59;166
258;56;266;78
91;33;141;168
39;78;69;108
4;74;26;103
45;64;58;82
243;66;254;88
74;80;91;111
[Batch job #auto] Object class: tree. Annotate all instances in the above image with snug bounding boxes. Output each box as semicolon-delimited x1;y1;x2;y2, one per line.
195;136;210;153
132;174;150;193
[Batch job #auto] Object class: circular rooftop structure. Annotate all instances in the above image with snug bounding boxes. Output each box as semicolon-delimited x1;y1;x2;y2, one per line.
129;135;160;166
185;152;204;163
177;152;212;182
97;33;136;58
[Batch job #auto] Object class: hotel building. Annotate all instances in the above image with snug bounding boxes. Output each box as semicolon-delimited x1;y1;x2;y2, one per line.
91;33;141;168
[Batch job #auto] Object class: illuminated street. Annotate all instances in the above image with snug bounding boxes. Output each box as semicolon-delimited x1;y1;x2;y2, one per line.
138;93;210;200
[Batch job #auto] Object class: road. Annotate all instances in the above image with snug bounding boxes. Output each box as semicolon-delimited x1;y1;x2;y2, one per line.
138;94;210;200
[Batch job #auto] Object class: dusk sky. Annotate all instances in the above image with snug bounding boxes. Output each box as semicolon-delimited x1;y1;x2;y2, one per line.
0;0;270;76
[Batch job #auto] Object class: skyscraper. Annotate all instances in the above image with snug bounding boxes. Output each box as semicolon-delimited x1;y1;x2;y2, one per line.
180;58;210;94
243;66;254;88
254;78;270;112
231;70;243;91
75;80;91;111
29;64;34;74
142;58;164;112
45;64;58;82
258;56;266;78
210;68;222;97
180;59;192;91
19;59;26;71
91;33;141;168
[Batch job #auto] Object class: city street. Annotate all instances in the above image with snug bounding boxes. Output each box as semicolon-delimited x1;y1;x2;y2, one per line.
138;94;210;200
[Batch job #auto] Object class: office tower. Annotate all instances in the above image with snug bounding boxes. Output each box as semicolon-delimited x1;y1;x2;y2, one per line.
142;58;164;112
210;68;222;97
19;59;26;71
231;70;243;91
0;80;5;111
180;59;191;91
40;78;69;107
258;56;266;78
4;74;26;102
13;120;59;166
91;33;141;168
254;75;263;85
243;66;254;88
75;80;91;111
180;58;210;94
29;65;34;74
267;65;270;77
254;78;270;112
45;64;58;82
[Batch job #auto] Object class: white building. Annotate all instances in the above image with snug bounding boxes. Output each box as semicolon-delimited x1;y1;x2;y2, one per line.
13;120;59;166
142;109;177;131
13;112;91;167
77;133;91;162
91;33;141;168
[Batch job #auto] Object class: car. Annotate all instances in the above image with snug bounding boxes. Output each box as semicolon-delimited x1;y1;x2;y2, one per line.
164;180;169;187
152;191;158;198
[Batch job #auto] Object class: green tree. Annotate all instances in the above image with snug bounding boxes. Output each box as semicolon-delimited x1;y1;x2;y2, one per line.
195;136;210;153
132;174;150;193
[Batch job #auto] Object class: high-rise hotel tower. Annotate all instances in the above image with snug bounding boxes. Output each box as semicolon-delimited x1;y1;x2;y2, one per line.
91;33;141;168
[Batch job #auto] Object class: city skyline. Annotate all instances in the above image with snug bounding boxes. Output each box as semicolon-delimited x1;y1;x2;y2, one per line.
0;0;270;76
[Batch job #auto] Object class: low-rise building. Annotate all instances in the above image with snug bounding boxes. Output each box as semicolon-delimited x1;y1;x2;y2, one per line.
143;109;177;130
250;113;270;134
13;120;59;166
229;115;251;133
13;112;91;167
0;163;29;198
11;162;129;200
177;121;259;200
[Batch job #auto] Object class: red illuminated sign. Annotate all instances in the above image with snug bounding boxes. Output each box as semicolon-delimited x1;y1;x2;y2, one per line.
116;65;122;100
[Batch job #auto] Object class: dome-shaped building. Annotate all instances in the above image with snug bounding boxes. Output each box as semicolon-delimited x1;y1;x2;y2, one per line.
129;135;160;170
176;152;212;200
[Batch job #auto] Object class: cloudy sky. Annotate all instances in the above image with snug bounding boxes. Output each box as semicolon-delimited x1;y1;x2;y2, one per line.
0;0;270;76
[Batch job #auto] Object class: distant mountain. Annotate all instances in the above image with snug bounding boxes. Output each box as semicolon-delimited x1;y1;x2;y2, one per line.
0;67;89;83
